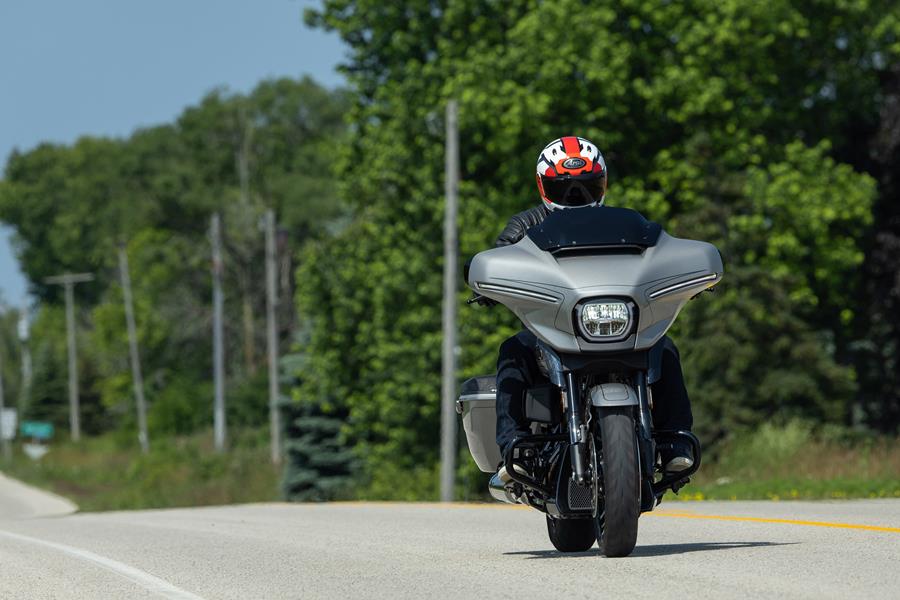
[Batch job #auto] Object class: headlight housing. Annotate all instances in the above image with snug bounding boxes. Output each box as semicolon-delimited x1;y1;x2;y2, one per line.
575;300;634;342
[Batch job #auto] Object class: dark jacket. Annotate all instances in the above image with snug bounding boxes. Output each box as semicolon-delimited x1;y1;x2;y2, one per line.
465;204;549;287
494;204;550;247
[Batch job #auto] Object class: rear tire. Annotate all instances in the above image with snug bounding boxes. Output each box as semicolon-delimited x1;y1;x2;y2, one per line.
595;407;640;557
546;516;596;552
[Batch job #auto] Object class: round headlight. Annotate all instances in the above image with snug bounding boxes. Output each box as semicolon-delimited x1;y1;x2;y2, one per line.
579;301;631;339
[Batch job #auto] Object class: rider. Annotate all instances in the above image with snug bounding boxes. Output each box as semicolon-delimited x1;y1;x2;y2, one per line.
491;136;695;483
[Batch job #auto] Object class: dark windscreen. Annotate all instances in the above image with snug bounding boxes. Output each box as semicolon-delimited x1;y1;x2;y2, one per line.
526;206;662;252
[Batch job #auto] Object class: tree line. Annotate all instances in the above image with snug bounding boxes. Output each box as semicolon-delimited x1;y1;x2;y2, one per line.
0;77;347;456
296;0;900;498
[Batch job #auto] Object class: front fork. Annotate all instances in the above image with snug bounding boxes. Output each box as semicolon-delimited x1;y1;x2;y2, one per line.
564;370;656;500
564;372;589;485
634;371;656;480
634;372;659;511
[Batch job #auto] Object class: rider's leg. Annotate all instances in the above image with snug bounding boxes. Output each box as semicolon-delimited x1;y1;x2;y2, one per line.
650;337;695;472
495;330;540;459
650;337;693;431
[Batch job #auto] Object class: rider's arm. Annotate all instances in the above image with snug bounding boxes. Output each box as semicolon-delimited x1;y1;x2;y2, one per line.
495;216;526;247
495;205;549;247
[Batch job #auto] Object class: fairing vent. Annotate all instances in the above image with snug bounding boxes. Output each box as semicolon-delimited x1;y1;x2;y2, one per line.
551;244;645;258
475;282;560;304
648;273;719;299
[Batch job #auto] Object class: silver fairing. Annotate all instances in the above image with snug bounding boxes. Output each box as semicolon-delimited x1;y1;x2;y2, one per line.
467;231;723;354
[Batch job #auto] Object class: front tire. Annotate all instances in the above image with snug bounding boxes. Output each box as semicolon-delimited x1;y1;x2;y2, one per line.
595;407;640;557
546;516;596;552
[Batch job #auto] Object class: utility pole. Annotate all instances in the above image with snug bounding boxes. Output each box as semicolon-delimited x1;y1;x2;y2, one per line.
118;245;149;454
440;99;460;502
0;348;9;461
44;272;93;441
18;304;32;412
211;213;226;452
265;209;282;465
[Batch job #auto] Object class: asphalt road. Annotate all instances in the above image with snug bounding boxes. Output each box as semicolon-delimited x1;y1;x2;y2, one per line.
0;479;898;599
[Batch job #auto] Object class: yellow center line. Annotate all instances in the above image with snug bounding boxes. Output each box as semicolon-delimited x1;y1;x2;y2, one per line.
325;501;530;510
646;510;900;533
321;502;900;532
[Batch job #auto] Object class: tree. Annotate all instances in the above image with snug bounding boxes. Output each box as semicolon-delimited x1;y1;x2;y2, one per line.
856;61;900;431
282;398;357;501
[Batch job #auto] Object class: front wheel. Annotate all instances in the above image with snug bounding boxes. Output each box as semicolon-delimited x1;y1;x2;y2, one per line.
595;407;640;557
546;516;596;552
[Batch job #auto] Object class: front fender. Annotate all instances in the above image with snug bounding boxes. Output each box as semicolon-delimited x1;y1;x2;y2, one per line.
589;383;639;408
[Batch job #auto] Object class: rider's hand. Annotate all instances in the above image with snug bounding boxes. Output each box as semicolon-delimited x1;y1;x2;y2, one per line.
468;294;498;307
478;295;498;307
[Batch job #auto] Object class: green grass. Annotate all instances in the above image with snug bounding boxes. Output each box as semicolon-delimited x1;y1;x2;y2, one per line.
453;421;900;503
3;421;898;509
2;427;280;511
673;421;900;501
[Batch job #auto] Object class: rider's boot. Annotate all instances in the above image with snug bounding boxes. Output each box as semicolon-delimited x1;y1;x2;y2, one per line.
494;438;536;486
660;440;694;473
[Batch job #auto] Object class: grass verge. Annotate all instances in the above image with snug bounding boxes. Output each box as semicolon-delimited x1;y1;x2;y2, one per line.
1;427;280;512
674;421;900;501
3;421;897;508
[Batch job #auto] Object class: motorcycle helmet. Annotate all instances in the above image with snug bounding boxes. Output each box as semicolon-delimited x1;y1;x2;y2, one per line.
535;136;607;210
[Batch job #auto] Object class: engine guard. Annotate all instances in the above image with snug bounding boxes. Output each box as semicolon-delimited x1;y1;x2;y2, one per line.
502;433;567;498
651;430;702;500
501;430;702;510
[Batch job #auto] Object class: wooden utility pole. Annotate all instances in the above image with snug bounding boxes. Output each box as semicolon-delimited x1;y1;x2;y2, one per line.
440;99;460;502
265;209;282;465
118;245;149;454
44;272;93;441
18;304;32;412
0;348;9;461
237;112;258;377
211;213;226;452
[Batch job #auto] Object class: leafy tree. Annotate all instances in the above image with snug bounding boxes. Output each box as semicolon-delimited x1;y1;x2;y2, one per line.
23;304;110;434
856;61;900;431
0;307;26;418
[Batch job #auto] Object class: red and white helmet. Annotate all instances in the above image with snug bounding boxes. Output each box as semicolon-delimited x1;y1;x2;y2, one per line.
535;136;607;210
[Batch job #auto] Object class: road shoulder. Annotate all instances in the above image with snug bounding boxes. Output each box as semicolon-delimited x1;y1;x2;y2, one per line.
0;472;77;519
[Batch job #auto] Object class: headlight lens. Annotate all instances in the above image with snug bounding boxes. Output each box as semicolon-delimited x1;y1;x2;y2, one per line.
580;301;631;338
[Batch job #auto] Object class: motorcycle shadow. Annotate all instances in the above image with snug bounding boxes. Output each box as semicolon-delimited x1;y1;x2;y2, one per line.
505;541;797;559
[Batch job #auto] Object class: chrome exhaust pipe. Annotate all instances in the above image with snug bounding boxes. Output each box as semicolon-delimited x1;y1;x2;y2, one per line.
488;472;519;504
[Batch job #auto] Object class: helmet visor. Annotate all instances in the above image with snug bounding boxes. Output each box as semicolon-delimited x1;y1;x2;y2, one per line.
541;175;606;207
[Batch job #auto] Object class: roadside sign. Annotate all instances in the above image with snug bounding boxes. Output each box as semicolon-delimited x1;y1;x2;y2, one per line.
23;443;49;460
21;421;54;441
1;408;16;441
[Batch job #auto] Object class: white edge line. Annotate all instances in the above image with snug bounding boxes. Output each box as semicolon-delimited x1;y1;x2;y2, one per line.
0;529;206;600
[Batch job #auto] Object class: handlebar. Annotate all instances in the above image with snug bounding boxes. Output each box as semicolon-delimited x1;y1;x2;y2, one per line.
467;293;497;307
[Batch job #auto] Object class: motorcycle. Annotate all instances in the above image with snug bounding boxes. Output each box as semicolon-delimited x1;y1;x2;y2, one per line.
457;206;722;557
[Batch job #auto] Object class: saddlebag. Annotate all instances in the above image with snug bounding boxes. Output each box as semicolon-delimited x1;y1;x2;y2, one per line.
457;376;502;473
458;377;562;473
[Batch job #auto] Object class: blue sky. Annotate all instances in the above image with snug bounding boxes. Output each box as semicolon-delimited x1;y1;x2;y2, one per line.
0;0;345;306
